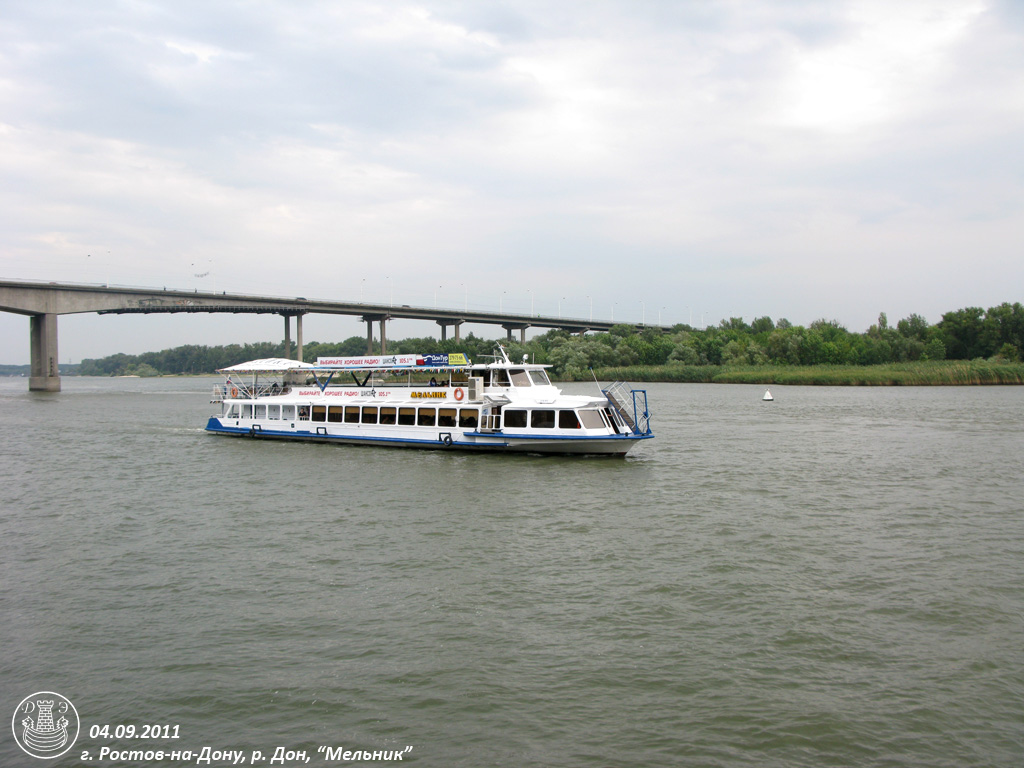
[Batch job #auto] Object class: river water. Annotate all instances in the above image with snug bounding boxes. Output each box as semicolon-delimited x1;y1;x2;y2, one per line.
1;377;1022;767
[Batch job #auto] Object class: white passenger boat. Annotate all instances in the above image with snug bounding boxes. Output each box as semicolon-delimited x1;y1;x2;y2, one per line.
206;347;653;456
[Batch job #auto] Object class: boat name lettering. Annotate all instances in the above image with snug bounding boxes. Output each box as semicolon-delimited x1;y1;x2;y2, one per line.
411;391;447;399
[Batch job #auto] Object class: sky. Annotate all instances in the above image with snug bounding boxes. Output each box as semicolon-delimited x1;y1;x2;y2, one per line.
1;0;1022;364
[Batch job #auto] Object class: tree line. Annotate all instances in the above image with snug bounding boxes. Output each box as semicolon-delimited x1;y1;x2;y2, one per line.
77;302;1024;378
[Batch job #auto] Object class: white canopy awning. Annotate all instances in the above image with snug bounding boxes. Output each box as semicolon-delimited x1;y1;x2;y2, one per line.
219;358;316;372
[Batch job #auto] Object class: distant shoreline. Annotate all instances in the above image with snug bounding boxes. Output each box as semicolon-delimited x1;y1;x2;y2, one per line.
589;360;1024;386
7;360;1022;386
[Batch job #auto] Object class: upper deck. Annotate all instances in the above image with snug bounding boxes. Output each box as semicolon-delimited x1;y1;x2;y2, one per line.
215;349;564;400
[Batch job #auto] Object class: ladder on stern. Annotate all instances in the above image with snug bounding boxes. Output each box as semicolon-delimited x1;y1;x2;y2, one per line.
603;382;652;436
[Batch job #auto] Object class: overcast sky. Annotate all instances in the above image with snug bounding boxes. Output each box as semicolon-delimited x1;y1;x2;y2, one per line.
2;0;1022;363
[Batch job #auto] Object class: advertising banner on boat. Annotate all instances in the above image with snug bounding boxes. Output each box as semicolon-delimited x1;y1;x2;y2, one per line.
316;353;471;368
419;353;470;367
317;355;420;368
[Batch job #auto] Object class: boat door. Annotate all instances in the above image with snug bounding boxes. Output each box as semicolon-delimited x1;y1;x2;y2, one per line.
480;405;502;432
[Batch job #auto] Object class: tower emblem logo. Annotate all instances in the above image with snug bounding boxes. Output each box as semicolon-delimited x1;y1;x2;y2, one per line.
12;692;79;759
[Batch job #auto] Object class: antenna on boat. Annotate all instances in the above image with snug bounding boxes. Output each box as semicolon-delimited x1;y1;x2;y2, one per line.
590;366;603;394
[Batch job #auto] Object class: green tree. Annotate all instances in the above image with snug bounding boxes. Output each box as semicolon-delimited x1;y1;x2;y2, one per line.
980;302;1024;360
938;307;985;359
897;313;929;341
921;338;946;361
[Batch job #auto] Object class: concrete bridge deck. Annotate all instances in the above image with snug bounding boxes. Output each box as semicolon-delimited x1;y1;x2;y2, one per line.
0;280;669;391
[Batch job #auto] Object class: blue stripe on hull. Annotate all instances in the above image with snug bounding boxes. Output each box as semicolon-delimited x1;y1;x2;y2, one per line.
204;418;642;456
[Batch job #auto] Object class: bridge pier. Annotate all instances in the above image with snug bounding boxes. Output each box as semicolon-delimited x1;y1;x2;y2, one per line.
502;323;529;343
437;320;463;343
281;313;305;361
363;315;388;354
29;313;60;391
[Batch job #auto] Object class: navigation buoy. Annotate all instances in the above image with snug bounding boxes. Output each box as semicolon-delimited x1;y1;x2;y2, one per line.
763;389;774;401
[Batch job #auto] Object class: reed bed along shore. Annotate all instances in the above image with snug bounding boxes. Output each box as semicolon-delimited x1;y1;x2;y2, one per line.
588;360;1024;386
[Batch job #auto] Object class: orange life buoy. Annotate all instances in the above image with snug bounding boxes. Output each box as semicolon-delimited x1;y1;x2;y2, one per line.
453;387;465;401
230;387;239;398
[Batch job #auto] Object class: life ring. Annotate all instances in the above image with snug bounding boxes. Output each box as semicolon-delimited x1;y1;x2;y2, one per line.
230;387;239;398
453;387;465;401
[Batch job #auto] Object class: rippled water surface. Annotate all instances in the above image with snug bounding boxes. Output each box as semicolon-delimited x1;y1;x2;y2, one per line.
2;377;1023;767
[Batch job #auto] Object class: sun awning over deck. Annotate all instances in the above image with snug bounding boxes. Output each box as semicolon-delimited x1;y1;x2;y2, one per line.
219;358;317;373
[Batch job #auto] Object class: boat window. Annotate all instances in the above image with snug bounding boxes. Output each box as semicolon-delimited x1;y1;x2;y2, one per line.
379;407;397;425
418;408;436;426
458;408;479;428
255;404;267;419
362;406;378;424
510;369;531;387
398;407;415;426
559;410;581;429
227;405;240;418
328;406;344;423
529;370;551;386
345;406;360;424
282;405;296;420
268;405;280;420
491;369;510;387
503;409;527;428
579;409;605;429
312;405;327;422
531;410;555;429
298;405;310;421
438;408;457;427
603;408;621;428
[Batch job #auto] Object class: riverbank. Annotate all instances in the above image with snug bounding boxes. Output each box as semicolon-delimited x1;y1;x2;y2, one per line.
589;360;1024;385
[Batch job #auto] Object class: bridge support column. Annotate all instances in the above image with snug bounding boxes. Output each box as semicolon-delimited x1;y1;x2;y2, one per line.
437;320;464;343
296;313;304;362
502;324;529;344
363;314;388;354
29;313;60;392
283;315;291;359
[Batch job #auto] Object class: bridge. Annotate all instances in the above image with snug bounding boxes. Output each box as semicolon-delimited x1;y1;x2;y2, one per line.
0;279;669;391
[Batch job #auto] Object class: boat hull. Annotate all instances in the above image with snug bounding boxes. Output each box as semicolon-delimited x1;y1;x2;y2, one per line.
205;418;648;456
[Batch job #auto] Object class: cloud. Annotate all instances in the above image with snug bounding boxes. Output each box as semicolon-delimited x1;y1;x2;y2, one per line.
1;0;1023;361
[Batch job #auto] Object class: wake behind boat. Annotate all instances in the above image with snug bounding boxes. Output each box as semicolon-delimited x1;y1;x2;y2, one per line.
205;347;652;456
